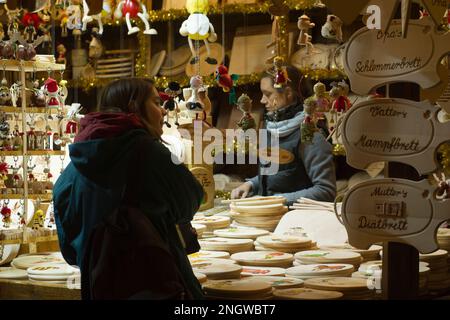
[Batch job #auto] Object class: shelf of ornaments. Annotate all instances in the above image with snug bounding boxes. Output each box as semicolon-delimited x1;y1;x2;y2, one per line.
0;150;66;157
0;57;65;73
0;106;61;114
0;231;58;246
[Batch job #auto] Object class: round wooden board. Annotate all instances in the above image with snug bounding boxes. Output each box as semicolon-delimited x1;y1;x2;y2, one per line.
286;264;354;277
273;287;343;300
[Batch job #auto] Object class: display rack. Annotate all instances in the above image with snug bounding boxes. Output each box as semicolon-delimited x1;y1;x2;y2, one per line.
0;58;66;248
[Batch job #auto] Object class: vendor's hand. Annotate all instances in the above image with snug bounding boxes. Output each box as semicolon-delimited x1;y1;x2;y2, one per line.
231;182;252;199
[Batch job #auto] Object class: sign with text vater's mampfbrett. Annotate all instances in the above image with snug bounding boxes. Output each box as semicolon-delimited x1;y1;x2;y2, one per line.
342;98;450;174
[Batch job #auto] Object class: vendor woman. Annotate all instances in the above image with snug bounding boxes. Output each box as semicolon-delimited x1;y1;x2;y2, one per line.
231;66;336;205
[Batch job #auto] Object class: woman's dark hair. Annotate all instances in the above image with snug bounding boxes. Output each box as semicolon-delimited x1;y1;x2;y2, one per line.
263;65;314;103
99;78;160;137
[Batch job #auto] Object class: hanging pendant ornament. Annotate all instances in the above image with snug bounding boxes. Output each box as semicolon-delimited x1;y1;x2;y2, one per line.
297;14;315;54
321;14;343;43
180;0;218;65
65;103;83;137
27;113;36;151
30;70;46;108
43;155;53;190
433;172;450;200
59;78;68;107
45;124;52;150
10;81;22;108
160;82;182;128
59;154;66;174
0;65;12;106
186;75;206;122
27;157;36;184
47;203;55;228
1;200;12;228
0;157;8;194
215;64;239;105
330;81;351;113
272;56;289;89
21;11;40;43
301;98;319;144
44;77;62;111
56;44;67;65
12;114;23;151
0;112;10;151
17;199;26;228
11;156;22;194
236;94;256;131
66;2;83;35
82;0;104;35
114;0;157;35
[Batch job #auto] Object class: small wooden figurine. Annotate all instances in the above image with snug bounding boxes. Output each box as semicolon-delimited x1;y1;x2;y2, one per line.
297;14;315;53
114;0;157;35
236;94;256;131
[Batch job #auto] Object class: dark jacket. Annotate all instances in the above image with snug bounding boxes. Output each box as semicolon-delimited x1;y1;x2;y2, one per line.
53;115;204;299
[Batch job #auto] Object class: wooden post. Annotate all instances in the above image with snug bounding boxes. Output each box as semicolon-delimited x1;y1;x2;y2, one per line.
382;83;421;300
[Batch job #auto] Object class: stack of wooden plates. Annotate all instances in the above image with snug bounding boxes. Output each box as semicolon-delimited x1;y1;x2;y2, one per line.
319;244;381;262
0;267;28;280
191;261;242;280
199;238;254;254
304;277;376;300
189;250;230;260
273;287;343;300
203;279;273;300
190;257;237;266
11;253;66;270
251;276;304;289
193;216;231;238
352;261;430;296
231;251;294;268
194;272;207;284
26;263;79;284
192;223;207;238
255;235;315;253
437;228;450;252
420;249;450;292
227;197;288;232
241;266;286;277
286;264;354;279
294;250;363;269
214;227;270;240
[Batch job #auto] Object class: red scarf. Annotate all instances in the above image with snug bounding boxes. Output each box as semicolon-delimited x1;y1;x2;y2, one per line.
74;112;144;143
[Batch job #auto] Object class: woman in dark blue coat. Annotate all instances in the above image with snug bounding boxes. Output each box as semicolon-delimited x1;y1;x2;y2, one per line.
53;78;204;299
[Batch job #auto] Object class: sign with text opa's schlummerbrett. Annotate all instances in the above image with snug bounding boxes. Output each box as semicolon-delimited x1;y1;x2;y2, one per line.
342;98;449;174
341;178;450;254
344;18;450;95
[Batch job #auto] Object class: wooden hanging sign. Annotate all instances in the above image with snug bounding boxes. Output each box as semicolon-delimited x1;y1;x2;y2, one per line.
344;18;450;95
342;98;449;174
421;0;448;28
341;178;450;253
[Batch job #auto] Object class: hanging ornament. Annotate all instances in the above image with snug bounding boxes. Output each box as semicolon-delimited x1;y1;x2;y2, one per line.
12;114;23;151
161;82;182;128
10;81;22;107
0;111;10;151
1;200;11;228
17;199;26;228
236;94;256;131
44;77;62;110
433;172;450;200
297;14;315;54
321;14;343;43
26;114;36;150
47;204;55;228
59;78;68;107
0;158;8;194
82;0;104;35
32;209;45;230
114;0;157;35
186;75;207;122
301;98;319;144
272;56;289;89
330;81;352;113
0;66;12;106
21;11;40;43
65;103;83;136
27;157;36;183
56;44;67;65
66;2;83;35
10;156;22;194
59;154;66;174
43;155;53;190
180;0;218;65
30;75;46;108
215;64;239;105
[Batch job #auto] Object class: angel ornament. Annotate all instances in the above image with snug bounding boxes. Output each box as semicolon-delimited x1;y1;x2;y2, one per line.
180;0;218;65
114;0;157;35
297;14;315;54
82;0;104;35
